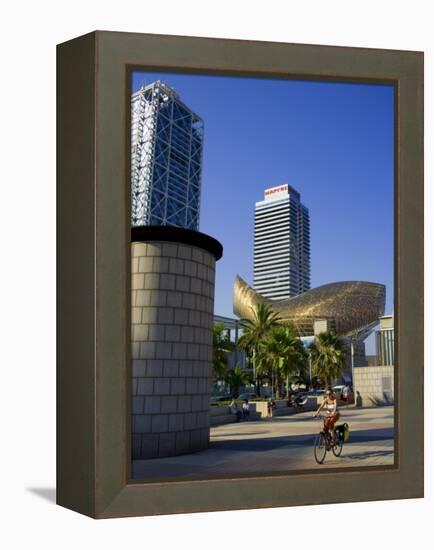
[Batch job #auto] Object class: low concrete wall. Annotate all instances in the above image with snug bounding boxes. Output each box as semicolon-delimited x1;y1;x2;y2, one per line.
210;395;355;424
254;397;320;418
353;365;394;406
253;401;270;418
210;403;260;426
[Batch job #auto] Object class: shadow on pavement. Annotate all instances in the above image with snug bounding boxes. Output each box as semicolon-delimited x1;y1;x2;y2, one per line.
268;411;393;424
212;431;269;438
210;427;394;453
264;415;317;423
132;425;394;480
210;434;312;452
348;428;394;443
344;449;394;460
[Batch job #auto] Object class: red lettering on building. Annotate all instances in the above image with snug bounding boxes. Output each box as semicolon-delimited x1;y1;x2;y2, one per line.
264;184;288;197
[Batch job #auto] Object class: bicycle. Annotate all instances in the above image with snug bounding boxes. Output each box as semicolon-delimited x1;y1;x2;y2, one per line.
313;414;344;464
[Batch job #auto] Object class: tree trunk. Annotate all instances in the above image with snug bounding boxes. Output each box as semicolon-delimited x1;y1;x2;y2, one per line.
275;371;281;399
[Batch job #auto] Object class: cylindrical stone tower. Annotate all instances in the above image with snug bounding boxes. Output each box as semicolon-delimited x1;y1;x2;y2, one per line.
131;226;223;460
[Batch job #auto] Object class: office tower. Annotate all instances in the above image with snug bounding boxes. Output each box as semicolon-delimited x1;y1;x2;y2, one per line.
253;184;311;300
131;81;204;229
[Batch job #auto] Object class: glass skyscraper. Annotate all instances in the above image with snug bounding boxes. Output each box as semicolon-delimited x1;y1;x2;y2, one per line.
253;184;311;300
131;81;203;229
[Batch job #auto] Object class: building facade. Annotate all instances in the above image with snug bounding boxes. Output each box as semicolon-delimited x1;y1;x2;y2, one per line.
131;81;204;229
253;184;310;300
213;314;246;370
376;314;394;366
353;365;394;406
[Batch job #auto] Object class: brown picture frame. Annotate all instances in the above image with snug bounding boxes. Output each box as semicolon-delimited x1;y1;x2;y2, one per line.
57;30;423;518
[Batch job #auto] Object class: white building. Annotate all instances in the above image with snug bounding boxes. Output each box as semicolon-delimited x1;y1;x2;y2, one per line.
254;184;311;300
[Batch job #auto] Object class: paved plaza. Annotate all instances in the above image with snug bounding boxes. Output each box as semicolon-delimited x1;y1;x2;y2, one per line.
132;406;394;480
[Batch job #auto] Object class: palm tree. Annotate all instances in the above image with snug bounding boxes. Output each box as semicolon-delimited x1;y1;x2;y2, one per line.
225;364;251;398
212;323;234;381
279;323;309;395
308;331;346;386
238;303;281;393
256;323;308;398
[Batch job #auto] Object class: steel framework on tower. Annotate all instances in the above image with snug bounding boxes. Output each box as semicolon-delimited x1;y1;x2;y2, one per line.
131;80;204;229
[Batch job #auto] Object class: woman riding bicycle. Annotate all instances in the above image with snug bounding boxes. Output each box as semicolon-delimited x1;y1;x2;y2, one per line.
314;387;340;442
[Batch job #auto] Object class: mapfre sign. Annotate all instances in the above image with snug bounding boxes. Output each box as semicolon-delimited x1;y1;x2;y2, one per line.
264;184;288;201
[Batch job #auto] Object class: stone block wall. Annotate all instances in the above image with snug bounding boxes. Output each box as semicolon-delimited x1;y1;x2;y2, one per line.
131;240;216;459
353;365;394;406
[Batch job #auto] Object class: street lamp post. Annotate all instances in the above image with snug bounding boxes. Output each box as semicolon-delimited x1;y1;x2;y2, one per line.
350;339;355;399
309;358;312;387
252;348;256;394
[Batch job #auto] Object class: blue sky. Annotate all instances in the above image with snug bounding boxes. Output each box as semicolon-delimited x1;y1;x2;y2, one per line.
132;72;394;353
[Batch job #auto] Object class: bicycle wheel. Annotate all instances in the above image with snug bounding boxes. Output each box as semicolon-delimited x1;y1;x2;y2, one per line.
332;437;343;457
314;432;327;464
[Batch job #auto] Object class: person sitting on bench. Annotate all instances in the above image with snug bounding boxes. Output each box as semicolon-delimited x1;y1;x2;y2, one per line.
242;399;250;420
230;399;242;422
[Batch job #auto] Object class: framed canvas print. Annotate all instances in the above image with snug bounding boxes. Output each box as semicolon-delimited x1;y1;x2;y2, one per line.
57;31;423;518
